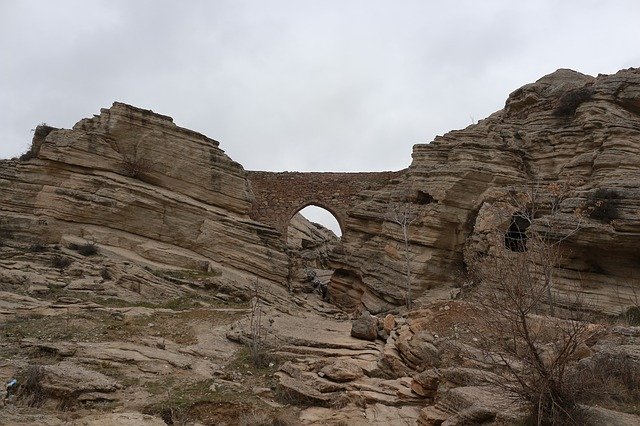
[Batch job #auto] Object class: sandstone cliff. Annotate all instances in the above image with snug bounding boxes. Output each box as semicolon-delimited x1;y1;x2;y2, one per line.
330;68;640;315
0;102;289;291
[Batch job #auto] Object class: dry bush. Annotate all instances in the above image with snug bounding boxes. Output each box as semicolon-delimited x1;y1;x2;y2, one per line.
553;87;593;117
567;352;640;414
28;242;47;252
69;242;98;256
15;366;47;407
466;182;596;425
585;188;620;223
118;141;153;180
51;254;72;270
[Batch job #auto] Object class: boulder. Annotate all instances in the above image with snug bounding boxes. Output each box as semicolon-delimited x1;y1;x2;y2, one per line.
320;359;364;382
351;310;378;341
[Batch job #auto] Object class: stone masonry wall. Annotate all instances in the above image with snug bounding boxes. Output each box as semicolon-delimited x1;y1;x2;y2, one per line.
247;170;405;240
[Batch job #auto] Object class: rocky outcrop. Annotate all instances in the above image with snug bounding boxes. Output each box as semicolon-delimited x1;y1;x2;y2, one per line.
329;68;640;315
0;102;288;288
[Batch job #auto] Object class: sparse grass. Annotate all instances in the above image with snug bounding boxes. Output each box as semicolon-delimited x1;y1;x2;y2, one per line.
51;255;72;270
621;306;640;326
568;352;640;415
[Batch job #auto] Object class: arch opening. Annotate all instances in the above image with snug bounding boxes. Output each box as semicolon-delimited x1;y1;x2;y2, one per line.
287;204;342;299
287;204;342;249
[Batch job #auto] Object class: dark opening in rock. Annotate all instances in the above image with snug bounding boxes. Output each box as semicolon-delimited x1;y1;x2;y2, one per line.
416;190;435;205
505;214;529;252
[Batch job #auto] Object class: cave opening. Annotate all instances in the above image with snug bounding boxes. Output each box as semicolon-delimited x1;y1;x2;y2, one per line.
505;213;529;252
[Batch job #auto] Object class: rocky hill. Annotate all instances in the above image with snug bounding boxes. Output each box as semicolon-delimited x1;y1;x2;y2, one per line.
0;69;639;425
330;68;640;316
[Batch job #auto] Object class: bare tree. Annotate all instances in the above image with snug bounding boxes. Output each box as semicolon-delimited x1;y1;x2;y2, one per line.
249;277;264;366
387;204;417;309
466;180;594;424
498;179;582;314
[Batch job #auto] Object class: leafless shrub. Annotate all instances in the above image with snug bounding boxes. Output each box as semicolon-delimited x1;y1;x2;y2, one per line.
69;242;98;256
119;142;153;179
467;181;595;424
15;366;47;407
250;278;267;367
100;266;112;281
553;87;593;117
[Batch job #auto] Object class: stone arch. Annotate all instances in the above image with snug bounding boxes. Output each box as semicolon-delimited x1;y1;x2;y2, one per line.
246;170;405;242
287;201;345;238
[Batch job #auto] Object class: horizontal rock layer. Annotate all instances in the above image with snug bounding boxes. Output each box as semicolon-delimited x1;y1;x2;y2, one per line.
330;68;640;314
0;102;288;285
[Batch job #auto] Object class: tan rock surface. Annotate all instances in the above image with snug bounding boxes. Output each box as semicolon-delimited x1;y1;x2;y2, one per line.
329;67;640;314
0;102;288;288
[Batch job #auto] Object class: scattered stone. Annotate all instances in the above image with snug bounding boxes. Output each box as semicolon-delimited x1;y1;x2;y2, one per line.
383;314;396;334
320;359;364;382
411;369;439;397
418;405;449;426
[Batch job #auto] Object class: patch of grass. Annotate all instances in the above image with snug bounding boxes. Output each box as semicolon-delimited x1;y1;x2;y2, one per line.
51;255;72;270
0;226;13;246
144;378;266;426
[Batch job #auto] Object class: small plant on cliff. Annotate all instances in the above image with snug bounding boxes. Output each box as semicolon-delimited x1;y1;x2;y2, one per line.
119;141;153;180
585;188;620;223
553;87;593;117
69;242;99;256
21;123;54;161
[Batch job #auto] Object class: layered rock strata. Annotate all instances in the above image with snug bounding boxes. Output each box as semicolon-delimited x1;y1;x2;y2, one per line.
330;68;640;315
0;102;288;286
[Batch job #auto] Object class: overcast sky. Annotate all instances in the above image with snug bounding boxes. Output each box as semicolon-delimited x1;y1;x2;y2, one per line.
1;1;639;232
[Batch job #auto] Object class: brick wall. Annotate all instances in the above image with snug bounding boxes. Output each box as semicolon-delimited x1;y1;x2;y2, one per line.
247;170;404;241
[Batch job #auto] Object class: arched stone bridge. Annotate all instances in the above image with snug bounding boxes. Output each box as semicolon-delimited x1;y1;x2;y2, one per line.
247;170;404;240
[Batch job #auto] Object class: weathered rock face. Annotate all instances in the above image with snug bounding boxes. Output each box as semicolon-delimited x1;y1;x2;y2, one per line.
329;68;640;314
0;102;288;285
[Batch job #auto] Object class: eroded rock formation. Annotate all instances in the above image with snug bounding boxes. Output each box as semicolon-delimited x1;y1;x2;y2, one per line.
329;68;640;315
0;102;289;291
